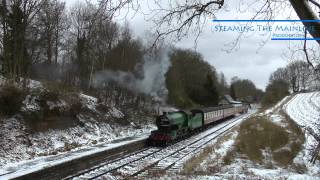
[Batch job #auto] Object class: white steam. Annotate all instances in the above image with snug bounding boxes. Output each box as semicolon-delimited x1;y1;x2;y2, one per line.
93;48;171;101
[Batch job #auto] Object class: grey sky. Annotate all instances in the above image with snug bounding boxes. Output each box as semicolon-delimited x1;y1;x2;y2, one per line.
66;0;306;90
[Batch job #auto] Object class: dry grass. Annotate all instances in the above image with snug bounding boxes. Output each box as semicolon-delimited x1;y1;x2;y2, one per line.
274;112;305;167
235;116;290;163
180;101;306;176
223;149;237;165
182;146;214;174
227;114;305;168
64;142;81;151
43;81;80;94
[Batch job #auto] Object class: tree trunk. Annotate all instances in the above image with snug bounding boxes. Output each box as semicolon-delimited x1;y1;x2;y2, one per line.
47;34;53;65
289;0;320;45
55;28;59;65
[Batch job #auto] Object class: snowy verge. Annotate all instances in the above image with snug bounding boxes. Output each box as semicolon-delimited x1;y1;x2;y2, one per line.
284;92;320;136
0;135;148;179
178;94;320;179
283;92;320;177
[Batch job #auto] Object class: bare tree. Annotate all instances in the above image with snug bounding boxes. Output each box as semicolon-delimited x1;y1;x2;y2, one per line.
269;67;288;83
289;0;320;45
271;60;314;92
37;0;63;65
0;0;45;81
148;0;224;47
145;0;320;69
68;0;137;89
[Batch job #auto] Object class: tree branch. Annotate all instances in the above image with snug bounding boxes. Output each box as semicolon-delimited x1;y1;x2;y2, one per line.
303;29;315;68
289;0;320;45
150;0;224;48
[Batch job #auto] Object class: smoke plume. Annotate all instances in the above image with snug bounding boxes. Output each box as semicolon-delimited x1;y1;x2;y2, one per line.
93;48;171;101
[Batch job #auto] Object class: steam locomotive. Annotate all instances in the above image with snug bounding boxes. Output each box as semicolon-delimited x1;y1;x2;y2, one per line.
147;103;249;146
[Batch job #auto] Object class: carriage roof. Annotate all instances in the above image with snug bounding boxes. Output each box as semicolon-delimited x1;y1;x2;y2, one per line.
191;105;234;113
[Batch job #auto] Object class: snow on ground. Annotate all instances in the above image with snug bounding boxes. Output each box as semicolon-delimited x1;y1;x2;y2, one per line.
0;135;149;179
22;95;41;112
23;79;44;90
284;92;320;135
108;106;125;119
0;77;43;90
0;117;30;171
0;117;155;177
79;93;98;112
178;93;320;179
191;118;319;179
284;92;320;177
196;131;239;173
0;76;6;86
264;96;290;115
0;83;156;178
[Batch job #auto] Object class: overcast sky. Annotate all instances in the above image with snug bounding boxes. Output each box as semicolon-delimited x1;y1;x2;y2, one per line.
66;0;308;90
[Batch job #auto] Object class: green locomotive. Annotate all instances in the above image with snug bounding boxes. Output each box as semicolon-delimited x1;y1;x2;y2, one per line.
148;104;249;146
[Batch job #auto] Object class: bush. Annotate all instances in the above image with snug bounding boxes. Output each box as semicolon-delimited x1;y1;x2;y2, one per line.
0;85;25;116
234;115;304;167
39;90;60;102
43;81;79;93
223;150;236;165
182;146;214;174
262;80;289;107
236;116;289;162
64;142;81;151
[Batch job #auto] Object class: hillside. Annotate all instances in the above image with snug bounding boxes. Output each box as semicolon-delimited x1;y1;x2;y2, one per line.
284;92;320;136
0;79;156;173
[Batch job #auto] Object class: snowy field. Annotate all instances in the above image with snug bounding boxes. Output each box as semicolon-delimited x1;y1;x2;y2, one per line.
284;92;320;136
174;92;320;179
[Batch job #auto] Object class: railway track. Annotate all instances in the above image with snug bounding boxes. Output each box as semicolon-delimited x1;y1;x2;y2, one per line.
66;112;253;180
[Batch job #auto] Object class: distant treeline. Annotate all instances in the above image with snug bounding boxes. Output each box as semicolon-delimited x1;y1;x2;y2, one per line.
165;49;264;108
263;61;320;107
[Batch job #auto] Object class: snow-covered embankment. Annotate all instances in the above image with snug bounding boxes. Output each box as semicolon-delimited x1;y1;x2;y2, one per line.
284;92;320;136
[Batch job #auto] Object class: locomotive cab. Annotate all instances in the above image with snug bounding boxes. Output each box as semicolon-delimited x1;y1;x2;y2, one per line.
148;111;188;146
